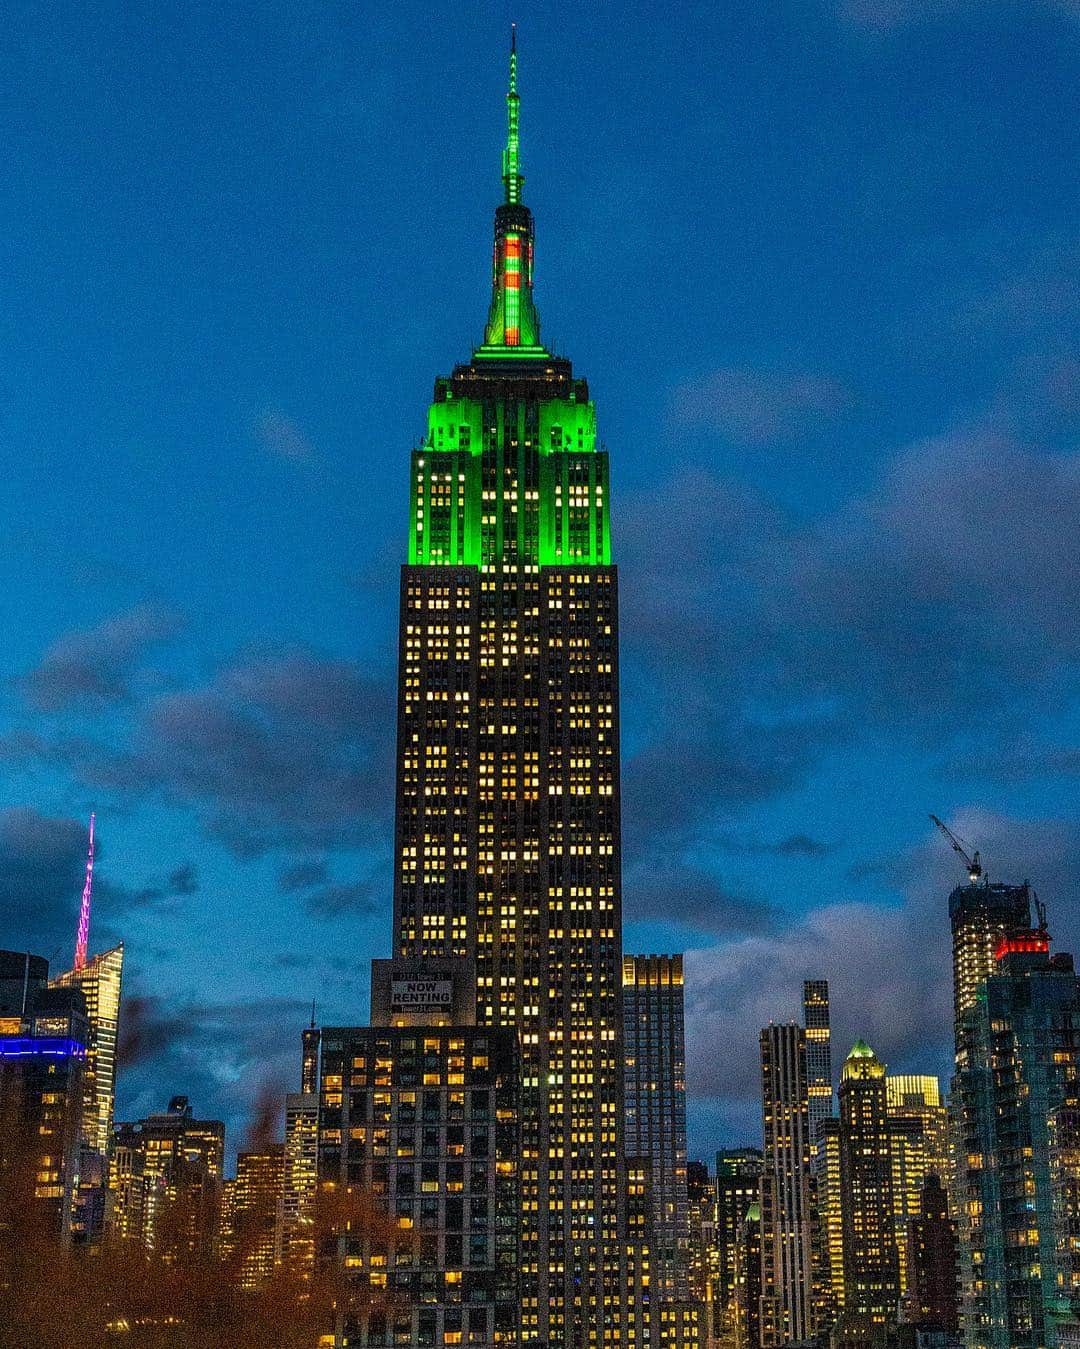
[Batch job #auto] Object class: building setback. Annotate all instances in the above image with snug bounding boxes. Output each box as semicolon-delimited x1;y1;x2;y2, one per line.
387;35;625;1349
622;953;690;1303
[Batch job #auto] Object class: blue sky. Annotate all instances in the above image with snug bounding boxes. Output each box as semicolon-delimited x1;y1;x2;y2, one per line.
1;0;1078;1161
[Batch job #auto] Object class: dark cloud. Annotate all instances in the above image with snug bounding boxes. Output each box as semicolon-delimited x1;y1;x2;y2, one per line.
278;859;330;893
837;0;1080;29
0;807;87;950
619;438;1080;865
624;863;773;936
301;879;382;919
671;368;850;444
48;650;395;858
21;604;183;712
751;833;830;858
115;994;310;1152
101;861;200;906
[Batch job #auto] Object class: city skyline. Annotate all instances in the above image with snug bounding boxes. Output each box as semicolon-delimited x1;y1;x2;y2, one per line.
1;0;1078;1166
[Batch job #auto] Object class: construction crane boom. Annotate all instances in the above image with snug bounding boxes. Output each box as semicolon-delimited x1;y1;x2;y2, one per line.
929;813;983;884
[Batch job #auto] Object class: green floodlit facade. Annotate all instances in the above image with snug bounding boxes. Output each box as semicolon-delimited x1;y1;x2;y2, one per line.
390;34;627;1349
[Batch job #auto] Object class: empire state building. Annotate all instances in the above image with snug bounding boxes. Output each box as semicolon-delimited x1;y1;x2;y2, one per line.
391;34;627;1348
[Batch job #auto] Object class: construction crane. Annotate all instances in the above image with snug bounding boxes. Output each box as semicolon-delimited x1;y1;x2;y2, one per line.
929;814;983;884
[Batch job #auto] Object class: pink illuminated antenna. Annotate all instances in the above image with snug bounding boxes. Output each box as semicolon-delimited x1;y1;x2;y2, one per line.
74;813;96;971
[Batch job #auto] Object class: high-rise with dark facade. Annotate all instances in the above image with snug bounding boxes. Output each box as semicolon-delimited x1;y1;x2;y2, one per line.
955;926;1080;1348
388;35;624;1349
759;1022;814;1345
623;954;689;1304
803;980;833;1149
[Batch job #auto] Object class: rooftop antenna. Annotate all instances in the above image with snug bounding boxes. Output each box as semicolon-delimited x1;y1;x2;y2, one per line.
74;813;96;971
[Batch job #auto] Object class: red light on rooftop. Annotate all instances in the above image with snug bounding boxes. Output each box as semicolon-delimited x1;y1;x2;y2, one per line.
995;932;1050;961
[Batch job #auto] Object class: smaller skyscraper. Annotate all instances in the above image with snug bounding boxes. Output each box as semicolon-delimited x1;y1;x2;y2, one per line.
318;958;519;1348
815;1115;845;1319
803;980;834;1148
732;1200;761;1349
715;1147;762;1318
623;954;690;1303
759;1022;814;1346
109;1096;225;1259
838;1041;900;1327
283;1087;319;1275
51;943;124;1157
904;1173;958;1334
230;1143;285;1287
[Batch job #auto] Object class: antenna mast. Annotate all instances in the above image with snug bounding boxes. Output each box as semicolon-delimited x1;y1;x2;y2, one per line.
74;813;96;971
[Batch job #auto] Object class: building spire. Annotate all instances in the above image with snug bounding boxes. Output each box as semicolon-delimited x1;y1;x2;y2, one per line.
502;24;522;205
478;25;547;358
74;812;96;971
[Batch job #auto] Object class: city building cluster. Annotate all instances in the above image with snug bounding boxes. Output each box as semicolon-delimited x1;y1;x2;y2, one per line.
1;34;1077;1349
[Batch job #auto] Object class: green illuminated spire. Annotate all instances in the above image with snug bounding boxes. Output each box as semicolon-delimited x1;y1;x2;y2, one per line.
477;27;547;358
503;24;522;205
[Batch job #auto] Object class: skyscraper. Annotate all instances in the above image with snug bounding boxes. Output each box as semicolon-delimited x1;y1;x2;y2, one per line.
109;1096;225;1258
759;1022;814;1345
51;943;124;1156
230;1144;285;1288
838;1041;900;1327
948;879;1031;1061
0;972;88;1239
884;1075;949;1300
389;34;624;1349
623;953;689;1303
803;980;834;1148
715;1147;763;1319
904;1174;958;1334
955;925;1080;1348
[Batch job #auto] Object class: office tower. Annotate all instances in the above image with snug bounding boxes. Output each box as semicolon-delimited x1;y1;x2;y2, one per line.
732;1200;761;1349
389;36;624;1349
886;1076;948;1182
283;1089;319;1274
759;1023;814;1345
623;954;689;1302
814;1115;845;1318
947;878;1031;1061
838;1041;900;1326
686;1158;719;1348
231;1143;285;1287
0;975;88;1239
110;1096;225;1258
51;944;124;1156
302;1009;321;1097
715;1148;763;1316
624;1155;654;1349
318;958;519;1348
904;1174;957;1334
803;980;834;1149
955;925;1080;1349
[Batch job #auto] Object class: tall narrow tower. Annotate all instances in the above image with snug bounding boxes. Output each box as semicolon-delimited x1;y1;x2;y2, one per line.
391;34;624;1349
802;978;833;1147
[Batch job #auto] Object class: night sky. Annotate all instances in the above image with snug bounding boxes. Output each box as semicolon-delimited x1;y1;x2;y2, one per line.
2;0;1078;1163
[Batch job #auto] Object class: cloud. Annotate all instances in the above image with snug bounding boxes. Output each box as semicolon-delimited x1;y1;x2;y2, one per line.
749;833;830;858
278;859;330;893
255;411;318;464
625;862;773;936
51;650;395;857
837;0;1080;30
0;807;88;949
21;604;184;713
300;878;381;919
618;436;1080;868
671;367;850;444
